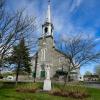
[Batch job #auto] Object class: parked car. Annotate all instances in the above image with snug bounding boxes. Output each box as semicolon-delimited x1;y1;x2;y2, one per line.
6;76;14;81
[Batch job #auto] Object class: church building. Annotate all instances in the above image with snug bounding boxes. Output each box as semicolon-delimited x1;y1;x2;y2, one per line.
31;0;79;81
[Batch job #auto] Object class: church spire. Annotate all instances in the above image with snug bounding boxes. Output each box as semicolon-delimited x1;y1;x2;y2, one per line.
46;0;51;23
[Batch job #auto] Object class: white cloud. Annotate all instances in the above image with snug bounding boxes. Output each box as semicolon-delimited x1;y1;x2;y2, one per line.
95;38;100;41
70;0;83;12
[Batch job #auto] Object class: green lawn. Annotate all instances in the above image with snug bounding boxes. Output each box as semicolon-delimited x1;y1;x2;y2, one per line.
0;82;100;100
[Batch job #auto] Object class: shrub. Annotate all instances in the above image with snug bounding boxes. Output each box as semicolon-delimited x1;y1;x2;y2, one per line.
16;83;41;93
50;88;61;95
50;84;90;99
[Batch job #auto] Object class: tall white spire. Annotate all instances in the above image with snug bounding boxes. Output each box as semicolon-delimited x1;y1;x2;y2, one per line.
46;0;51;23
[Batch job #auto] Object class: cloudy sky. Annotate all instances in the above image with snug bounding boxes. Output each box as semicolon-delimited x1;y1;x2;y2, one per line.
6;0;100;75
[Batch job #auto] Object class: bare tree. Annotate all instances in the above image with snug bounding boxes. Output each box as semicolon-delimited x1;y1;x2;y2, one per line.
0;0;36;69
84;71;92;75
60;35;100;84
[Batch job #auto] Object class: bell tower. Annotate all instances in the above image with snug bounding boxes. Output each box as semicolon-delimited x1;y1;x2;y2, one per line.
42;0;54;37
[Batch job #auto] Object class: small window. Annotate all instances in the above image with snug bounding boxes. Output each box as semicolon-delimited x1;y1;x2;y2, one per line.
45;27;48;33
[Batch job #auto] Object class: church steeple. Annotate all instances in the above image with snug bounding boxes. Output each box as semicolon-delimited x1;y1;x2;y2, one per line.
42;0;54;37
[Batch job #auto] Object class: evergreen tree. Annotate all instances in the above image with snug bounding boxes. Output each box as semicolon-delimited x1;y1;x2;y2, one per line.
11;38;31;85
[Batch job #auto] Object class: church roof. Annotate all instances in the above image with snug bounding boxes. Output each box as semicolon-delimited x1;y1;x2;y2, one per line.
38;35;53;40
54;46;67;57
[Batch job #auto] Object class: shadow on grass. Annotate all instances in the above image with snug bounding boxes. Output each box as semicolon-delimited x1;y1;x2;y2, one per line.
0;94;24;100
0;81;16;89
0;81;43;88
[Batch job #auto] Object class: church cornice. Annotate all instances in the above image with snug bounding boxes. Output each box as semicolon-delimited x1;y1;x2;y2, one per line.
38;35;53;40
42;22;54;29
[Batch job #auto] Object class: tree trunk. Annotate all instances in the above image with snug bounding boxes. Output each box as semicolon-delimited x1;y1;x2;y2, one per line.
64;72;70;86
0;54;4;74
15;63;20;86
33;52;38;83
67;72;70;82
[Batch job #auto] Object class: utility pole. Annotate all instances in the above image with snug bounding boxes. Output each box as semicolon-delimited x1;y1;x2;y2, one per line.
33;51;38;83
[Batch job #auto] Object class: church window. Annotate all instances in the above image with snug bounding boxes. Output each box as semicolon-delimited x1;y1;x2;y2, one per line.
41;49;43;61
45;27;48;33
41;48;47;61
43;49;45;61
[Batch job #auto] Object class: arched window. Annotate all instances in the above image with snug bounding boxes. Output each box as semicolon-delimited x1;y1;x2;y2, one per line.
45;27;48;33
41;48;47;61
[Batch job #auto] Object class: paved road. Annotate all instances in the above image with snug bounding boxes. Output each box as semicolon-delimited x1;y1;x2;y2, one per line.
84;82;100;88
85;84;100;88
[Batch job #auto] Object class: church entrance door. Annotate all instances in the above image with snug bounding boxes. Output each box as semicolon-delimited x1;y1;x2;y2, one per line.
40;71;45;78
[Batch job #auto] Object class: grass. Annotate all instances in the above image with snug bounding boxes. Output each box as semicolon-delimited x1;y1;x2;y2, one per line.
0;81;100;100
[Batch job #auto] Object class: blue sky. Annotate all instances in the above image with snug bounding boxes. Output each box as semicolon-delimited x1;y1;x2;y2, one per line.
6;0;100;75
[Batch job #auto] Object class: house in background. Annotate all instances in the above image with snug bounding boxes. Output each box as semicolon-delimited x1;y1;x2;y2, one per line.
84;75;99;81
